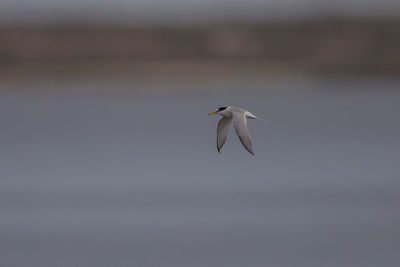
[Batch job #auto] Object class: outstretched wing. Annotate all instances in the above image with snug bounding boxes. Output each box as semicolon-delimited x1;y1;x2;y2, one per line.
233;113;254;155
217;116;232;153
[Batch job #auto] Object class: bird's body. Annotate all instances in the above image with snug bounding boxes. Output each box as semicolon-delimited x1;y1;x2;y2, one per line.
208;106;267;155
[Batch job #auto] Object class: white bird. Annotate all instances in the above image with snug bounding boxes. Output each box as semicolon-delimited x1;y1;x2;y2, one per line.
208;106;269;155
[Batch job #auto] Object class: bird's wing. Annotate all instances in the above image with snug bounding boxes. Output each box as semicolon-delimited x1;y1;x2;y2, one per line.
217;116;233;153
233;113;254;155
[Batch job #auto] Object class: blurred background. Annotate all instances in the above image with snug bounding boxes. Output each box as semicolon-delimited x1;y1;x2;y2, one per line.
1;1;400;267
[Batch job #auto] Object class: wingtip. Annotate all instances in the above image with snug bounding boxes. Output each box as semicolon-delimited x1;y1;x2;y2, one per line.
247;149;255;155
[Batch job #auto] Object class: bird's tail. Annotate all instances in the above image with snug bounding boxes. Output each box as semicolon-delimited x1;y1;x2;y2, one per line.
255;117;272;123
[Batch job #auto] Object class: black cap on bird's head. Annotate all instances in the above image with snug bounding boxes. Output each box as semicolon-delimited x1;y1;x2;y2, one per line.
208;106;228;115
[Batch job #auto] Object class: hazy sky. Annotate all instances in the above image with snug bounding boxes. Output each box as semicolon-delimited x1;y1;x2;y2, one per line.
1;0;400;24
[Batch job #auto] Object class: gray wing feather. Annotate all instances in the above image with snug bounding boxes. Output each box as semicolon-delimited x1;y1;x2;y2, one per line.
233;113;254;155
217;116;232;153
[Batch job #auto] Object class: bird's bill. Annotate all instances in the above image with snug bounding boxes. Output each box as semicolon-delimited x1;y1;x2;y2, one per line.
208;111;218;115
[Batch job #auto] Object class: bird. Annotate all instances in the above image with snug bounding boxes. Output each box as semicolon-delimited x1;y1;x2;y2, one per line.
208;106;269;155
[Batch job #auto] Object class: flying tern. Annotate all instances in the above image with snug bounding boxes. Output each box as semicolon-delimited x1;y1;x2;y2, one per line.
208;106;269;155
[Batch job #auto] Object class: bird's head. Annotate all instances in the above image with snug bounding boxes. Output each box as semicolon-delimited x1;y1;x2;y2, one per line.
208;106;229;116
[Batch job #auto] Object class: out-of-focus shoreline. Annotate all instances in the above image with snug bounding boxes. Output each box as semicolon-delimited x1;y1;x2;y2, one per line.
1;17;399;89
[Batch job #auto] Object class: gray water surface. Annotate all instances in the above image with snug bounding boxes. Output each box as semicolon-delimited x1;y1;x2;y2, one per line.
2;0;400;24
1;81;400;266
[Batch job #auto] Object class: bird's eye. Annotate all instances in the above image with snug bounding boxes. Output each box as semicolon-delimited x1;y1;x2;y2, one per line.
218;107;227;111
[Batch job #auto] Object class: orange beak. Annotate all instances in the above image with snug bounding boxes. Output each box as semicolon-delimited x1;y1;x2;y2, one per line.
208;111;218;115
